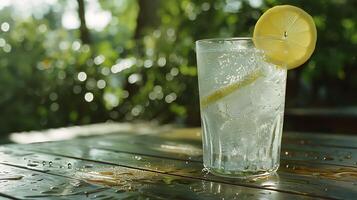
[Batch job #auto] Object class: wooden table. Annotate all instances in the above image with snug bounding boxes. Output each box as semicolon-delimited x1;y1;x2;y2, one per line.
0;125;356;199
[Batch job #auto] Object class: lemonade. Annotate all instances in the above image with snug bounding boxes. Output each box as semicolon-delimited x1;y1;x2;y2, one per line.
196;5;317;178
196;38;286;177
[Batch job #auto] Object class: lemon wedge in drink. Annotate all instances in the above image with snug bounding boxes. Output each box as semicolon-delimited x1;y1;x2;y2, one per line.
200;69;263;108
253;5;317;69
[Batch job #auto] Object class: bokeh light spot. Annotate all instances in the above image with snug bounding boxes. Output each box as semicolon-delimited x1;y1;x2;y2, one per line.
144;59;153;68
170;67;179;76
1;22;10;32
165;92;177;103
84;92;94;102
128;73;142;84
77;72;87;82
157;57;166;67
50;102;59;111
111;58;136;73
49;92;58;101
94;54;105;65
3;44;11;53
131;105;143;116
201;2;210;11
97;79;106;89
72;41;81;51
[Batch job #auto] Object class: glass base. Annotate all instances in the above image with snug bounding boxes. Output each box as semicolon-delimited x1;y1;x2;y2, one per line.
205;165;279;179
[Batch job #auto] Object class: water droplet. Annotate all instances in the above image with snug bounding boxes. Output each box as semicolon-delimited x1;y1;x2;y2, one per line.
27;162;38;167
284;151;289;156
134;156;142;160
202;168;209;174
324;188;328;192
323;156;334;161
42;161;46;166
0;175;23;180
67;163;72;169
285;164;289;168
185;161;189;164
49;161;53;167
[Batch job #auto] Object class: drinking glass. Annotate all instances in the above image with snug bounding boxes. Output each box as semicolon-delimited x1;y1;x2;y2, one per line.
196;38;287;178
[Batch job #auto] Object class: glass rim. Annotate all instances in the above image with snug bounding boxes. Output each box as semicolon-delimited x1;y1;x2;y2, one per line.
196;37;252;44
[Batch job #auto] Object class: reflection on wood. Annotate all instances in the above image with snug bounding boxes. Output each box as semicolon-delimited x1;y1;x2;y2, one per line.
0;127;357;199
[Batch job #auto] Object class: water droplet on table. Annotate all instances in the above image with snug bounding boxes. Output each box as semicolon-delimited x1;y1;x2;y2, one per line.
202;168;209;174
27;163;38;167
0;175;23;180
67;163;72;169
323;156;334;161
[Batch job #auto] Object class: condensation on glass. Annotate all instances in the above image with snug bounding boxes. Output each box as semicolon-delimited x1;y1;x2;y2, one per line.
196;38;287;178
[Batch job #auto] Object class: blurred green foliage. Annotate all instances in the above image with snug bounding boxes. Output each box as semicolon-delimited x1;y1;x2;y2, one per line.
0;0;356;134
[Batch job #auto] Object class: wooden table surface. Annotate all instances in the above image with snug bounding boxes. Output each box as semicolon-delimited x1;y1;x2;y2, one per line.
0;126;357;199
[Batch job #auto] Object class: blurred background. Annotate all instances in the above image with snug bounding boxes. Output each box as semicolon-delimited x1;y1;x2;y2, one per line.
0;0;356;142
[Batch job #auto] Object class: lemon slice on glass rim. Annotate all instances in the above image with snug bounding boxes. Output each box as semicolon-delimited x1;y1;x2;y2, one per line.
200;5;317;107
253;5;317;69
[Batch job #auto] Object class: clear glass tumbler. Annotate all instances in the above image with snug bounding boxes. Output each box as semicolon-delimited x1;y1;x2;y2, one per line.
196;38;287;178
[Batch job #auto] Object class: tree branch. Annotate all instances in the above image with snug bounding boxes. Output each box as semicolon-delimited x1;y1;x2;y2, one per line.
77;0;91;44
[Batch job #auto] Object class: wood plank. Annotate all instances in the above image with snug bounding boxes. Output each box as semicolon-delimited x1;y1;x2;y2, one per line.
0;164;117;199
282;144;357;167
54;133;357;168
151;127;357;149
0;193;19;200
9;142;356;199
0;147;314;200
283;132;357;149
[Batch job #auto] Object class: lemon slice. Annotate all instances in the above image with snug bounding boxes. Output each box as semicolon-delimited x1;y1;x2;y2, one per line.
200;70;263;108
253;5;317;69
